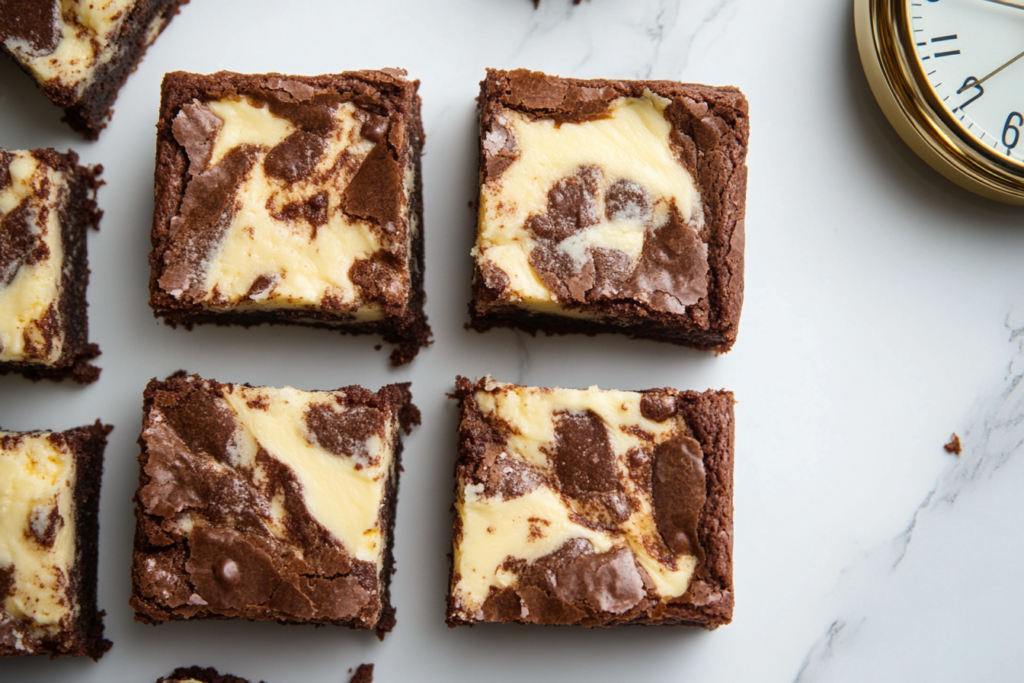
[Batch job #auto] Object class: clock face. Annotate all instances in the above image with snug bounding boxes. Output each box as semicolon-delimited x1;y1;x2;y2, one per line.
908;0;1024;166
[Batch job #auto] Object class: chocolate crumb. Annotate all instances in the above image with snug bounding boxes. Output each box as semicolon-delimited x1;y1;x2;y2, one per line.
349;663;374;683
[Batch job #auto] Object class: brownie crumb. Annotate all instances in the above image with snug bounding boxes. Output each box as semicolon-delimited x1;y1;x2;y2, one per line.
349;664;374;683
943;433;962;455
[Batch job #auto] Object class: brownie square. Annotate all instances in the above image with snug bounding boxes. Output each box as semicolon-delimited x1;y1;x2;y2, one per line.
148;70;431;366
469;69;748;352
130;373;420;637
447;376;734;629
0;421;112;659
0;0;190;139
0;148;101;384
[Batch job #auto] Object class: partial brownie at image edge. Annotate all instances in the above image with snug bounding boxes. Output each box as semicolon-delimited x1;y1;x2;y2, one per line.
156;666;257;683
148;70;430;366
130;372;419;637
0;148;102;384
469;69;748;353
0;0;191;139
0;421;112;659
156;663;373;683
447;376;734;629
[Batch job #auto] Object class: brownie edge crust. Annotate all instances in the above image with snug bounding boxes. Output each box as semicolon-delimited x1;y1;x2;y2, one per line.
130;373;419;637
469;69;748;353
148;70;431;366
447;376;734;629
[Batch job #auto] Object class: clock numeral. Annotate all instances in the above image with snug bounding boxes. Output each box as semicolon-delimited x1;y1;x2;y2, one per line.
924;34;959;60
1003;112;1022;151
952;77;984;112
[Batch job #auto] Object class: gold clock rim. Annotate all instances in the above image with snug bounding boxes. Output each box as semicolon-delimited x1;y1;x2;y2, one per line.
854;0;1024;205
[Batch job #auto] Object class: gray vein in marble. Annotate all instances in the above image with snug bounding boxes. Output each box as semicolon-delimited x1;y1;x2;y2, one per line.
791;314;1024;681
639;3;678;79
792;620;861;683
628;0;740;80
678;0;738;75
891;482;936;568
507;0;583;66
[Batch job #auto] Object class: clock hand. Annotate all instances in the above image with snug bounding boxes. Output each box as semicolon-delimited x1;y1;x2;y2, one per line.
956;48;1024;92
983;0;1024;9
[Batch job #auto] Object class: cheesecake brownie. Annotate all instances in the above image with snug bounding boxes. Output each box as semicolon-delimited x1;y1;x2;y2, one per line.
0;421;112;658
469;69;748;352
0;148;102;384
448;376;734;629
130;373;419;637
0;0;190;139
149;70;430;366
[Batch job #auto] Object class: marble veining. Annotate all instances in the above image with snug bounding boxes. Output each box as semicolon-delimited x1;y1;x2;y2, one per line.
791;313;1024;682
2;1;1023;681
511;0;740;80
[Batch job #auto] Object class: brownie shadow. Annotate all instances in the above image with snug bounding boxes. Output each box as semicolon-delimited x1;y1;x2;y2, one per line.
435;619;710;675
0;56;68;143
420;98;481;349
387;386;463;635
842;17;1024;229
457;325;718;391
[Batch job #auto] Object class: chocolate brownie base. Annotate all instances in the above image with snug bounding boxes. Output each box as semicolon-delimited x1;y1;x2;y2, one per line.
148;70;430;366
0;149;102;384
0;0;190;139
469;69;747;353
130;373;419;637
0;421;112;659
447;376;734;629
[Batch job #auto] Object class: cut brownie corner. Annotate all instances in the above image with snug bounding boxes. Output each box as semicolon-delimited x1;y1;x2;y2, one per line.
0;148;103;384
0;1;191;139
469;68;748;354
148;69;430;364
0;419;113;659
447;376;734;629
130;373;415;635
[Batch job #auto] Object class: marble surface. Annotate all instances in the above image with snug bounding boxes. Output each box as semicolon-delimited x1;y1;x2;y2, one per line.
2;0;1024;681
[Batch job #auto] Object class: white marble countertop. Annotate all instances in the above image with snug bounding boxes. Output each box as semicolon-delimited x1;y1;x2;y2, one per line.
2;0;1023;681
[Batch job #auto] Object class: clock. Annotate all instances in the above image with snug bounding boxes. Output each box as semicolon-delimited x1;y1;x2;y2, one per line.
855;0;1024;204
